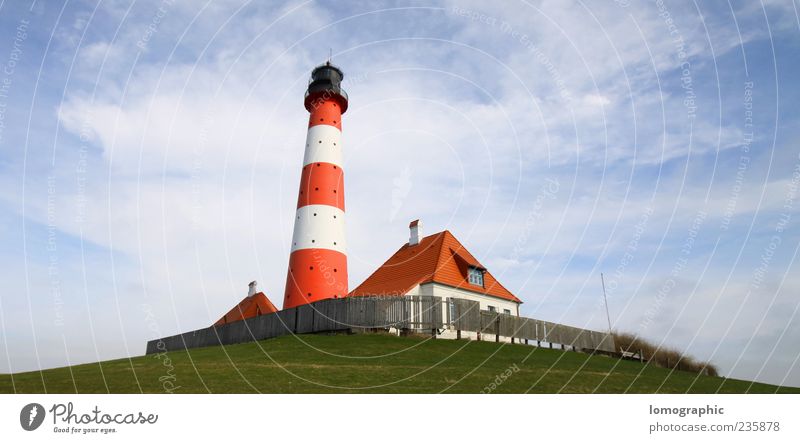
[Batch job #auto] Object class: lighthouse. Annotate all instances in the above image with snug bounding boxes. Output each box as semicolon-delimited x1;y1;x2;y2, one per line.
283;62;349;309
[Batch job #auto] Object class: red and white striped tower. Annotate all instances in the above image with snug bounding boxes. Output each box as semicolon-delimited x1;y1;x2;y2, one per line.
283;62;349;309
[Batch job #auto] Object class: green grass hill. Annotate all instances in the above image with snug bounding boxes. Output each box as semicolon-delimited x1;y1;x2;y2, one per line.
1;334;796;394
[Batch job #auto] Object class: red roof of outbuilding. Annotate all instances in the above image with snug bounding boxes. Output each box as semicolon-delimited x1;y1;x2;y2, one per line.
349;230;521;303
213;292;279;327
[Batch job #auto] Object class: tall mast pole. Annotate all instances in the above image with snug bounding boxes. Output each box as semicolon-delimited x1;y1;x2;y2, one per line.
601;272;612;333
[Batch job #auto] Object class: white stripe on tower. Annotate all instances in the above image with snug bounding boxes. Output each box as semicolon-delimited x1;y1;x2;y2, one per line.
302;125;343;167
283;62;349;309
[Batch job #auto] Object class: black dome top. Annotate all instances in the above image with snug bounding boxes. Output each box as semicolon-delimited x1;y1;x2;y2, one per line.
304;62;348;113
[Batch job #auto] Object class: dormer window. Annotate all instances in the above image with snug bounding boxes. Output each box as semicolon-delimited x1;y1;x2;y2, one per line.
468;266;484;287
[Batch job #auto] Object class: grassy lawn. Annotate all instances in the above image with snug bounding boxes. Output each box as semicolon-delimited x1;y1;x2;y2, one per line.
1;333;796;394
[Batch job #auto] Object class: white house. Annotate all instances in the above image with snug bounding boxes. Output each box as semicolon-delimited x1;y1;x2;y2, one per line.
349;220;522;341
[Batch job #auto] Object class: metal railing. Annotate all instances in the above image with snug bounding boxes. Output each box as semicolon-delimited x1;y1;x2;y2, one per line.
146;296;615;354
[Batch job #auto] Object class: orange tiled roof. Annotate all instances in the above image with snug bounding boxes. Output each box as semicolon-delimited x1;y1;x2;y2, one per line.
213;292;279;327
349;230;521;303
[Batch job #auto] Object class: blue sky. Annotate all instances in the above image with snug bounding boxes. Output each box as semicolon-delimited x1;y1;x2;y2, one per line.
0;0;799;389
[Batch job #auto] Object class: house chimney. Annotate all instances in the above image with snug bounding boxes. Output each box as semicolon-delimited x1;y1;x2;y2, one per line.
248;280;257;297
409;219;422;246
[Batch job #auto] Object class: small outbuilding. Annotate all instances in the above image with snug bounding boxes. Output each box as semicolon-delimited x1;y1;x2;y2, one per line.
213;281;279;327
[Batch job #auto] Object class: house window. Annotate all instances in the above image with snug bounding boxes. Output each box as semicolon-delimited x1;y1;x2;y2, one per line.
468;267;484;287
503;309;511;315
449;301;457;324
488;305;496;313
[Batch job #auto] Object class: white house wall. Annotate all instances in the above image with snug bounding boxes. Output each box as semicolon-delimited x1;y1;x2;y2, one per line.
393;282;522;343
424;282;519;315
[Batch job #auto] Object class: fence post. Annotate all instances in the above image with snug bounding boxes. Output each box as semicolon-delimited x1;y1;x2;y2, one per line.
457;330;461;340
401;298;408;335
495;317;499;343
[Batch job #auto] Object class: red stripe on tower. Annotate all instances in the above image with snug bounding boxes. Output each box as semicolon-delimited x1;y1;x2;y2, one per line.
283;62;350;309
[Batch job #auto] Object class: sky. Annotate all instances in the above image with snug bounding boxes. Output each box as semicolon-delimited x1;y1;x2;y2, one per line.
0;0;798;389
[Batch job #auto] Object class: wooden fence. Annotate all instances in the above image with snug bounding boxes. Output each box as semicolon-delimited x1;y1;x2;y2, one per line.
146;296;615;354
